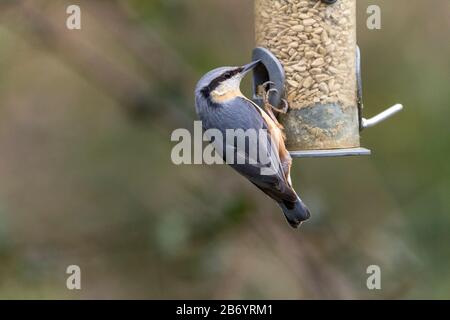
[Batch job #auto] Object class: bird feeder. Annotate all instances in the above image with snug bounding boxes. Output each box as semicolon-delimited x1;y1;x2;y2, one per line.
252;0;402;158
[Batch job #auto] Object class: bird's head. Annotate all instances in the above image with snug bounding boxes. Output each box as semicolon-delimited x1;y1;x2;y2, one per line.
196;60;260;103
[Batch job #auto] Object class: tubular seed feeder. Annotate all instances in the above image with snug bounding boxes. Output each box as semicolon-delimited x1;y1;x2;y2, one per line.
252;0;402;158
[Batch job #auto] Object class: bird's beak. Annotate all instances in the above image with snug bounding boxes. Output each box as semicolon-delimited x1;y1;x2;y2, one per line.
241;60;261;76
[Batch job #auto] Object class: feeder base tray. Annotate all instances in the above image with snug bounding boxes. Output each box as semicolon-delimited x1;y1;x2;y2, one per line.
290;147;371;158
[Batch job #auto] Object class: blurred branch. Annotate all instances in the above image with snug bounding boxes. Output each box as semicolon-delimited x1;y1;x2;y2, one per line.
0;0;195;126
100;0;197;95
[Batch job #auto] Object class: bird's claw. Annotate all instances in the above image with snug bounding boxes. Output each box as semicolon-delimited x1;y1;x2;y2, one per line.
256;81;275;97
273;99;289;114
265;88;279;103
265;89;289;114
262;81;275;89
256;81;290;115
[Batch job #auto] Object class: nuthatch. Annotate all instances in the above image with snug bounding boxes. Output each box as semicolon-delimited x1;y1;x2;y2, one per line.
195;60;310;228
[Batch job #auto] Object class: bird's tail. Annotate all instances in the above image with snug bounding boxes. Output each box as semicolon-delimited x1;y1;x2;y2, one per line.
278;196;311;228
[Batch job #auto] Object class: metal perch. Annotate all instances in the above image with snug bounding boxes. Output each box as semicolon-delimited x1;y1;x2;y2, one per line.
361;104;403;129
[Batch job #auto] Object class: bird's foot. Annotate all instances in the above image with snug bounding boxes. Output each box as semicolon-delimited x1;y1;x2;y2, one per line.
262;81;275;89
271;98;289;114
256;81;275;98
265;88;289;114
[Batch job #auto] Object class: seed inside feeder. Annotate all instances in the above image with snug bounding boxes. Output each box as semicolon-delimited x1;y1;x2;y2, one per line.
255;0;359;150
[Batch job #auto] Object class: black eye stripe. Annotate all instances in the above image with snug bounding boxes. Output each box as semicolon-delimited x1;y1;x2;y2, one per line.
203;67;243;95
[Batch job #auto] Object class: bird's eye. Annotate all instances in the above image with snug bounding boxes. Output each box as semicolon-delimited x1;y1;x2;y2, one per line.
224;72;232;79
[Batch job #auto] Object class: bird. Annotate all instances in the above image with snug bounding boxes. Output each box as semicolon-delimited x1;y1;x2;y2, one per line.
195;60;310;228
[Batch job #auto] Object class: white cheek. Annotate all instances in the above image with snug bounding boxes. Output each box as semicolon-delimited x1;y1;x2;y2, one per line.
214;77;241;95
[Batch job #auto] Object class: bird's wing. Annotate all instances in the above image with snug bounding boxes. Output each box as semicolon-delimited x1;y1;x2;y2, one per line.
244;97;293;185
202;96;296;203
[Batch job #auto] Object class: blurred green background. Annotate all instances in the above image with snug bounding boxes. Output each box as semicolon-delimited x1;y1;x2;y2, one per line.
0;0;448;299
